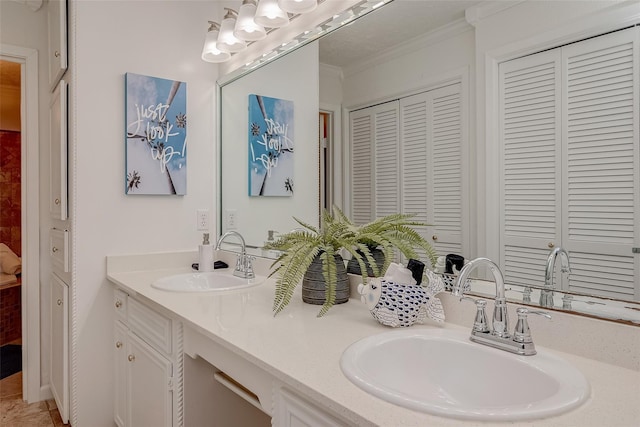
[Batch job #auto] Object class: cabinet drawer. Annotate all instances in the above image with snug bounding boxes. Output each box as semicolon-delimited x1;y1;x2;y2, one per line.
113;289;128;321
128;297;172;355
50;228;69;273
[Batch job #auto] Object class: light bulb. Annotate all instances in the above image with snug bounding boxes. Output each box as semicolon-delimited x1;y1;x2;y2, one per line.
234;0;267;41
217;9;246;53
201;22;230;63
254;0;289;28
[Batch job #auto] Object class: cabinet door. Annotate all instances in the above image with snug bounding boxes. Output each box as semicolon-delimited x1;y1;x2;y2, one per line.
49;80;68;220
48;0;67;90
50;274;69;424
274;389;342;427
127;332;173;427
114;322;127;427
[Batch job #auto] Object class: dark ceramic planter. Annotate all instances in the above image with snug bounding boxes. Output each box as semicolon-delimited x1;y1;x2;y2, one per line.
302;254;349;305
346;248;386;277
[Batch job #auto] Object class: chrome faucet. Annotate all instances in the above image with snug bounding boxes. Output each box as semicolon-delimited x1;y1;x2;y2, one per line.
453;257;550;356
215;231;255;279
540;247;571;307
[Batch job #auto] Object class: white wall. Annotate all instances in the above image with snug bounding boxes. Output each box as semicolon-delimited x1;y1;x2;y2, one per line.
341;24;475;108
71;1;219;424
220;42;319;249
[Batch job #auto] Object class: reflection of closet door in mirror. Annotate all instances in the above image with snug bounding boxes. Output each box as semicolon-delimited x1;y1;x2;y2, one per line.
50;80;68;220
48;0;68;91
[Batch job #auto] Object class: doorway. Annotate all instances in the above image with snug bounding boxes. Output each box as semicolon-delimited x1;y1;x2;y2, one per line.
0;46;41;404
319;111;333;212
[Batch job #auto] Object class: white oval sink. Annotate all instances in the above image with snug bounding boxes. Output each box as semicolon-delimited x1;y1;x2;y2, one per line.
151;270;265;292
340;328;589;421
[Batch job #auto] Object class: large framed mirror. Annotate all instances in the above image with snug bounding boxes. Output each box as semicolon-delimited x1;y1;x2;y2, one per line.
217;0;640;325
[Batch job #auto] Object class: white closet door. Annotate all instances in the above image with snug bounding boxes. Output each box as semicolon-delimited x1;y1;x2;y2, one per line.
400;84;465;257
499;50;562;288
400;92;431;250
349;102;400;224
561;28;640;299
350;109;373;224
373;103;401;218
429;83;464;256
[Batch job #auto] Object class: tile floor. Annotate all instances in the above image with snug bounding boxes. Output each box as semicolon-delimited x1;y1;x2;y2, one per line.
0;342;66;426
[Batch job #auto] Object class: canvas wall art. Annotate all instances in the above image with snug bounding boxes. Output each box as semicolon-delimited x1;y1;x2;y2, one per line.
248;94;294;197
125;73;187;195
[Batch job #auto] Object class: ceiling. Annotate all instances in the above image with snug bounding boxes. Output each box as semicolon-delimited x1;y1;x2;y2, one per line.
319;0;482;68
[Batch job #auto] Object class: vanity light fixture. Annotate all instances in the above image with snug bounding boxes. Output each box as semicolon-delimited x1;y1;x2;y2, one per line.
217;8;247;53
254;0;290;28
278;0;317;14
234;0;267;41
201;21;231;63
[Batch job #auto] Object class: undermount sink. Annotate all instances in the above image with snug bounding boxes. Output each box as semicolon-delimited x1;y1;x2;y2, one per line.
340;328;589;421
151;270;265;293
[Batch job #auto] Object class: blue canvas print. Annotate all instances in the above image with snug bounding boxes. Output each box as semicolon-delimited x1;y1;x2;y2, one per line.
248;94;294;196
125;73;187;195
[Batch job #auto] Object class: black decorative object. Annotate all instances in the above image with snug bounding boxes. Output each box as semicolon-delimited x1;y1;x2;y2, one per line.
407;258;425;285
445;254;465;274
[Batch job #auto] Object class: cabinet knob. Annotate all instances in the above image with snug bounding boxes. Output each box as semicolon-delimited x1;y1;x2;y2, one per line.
57;299;62;306
55;51;60;58
548;242;555;248
52;247;59;253
115;300;122;308
128;354;135;362
432;235;438;241
115;341;123;349
55;198;60;205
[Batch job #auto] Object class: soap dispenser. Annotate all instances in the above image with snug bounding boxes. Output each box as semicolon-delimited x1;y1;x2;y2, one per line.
262;229;278;257
199;233;214;272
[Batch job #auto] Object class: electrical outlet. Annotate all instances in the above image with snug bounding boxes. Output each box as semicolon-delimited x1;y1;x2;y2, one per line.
196;209;210;231
225;209;237;230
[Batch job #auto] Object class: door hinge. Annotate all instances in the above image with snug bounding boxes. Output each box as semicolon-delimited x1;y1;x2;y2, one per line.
633;247;640;254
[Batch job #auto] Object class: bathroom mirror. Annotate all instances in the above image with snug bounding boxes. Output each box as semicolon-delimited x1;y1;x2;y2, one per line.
218;0;640;324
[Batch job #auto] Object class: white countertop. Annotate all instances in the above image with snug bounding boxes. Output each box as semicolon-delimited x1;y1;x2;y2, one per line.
106;251;640;427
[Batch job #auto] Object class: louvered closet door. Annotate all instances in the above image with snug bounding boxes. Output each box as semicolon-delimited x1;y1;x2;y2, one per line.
429;84;465;256
561;28;640;300
400;84;464;258
499;50;563;289
350;101;400;224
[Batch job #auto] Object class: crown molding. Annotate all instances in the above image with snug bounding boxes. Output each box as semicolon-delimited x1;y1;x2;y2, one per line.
342;17;473;78
465;0;526;26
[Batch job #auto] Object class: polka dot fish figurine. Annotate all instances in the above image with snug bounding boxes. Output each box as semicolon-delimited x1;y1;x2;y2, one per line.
357;262;445;327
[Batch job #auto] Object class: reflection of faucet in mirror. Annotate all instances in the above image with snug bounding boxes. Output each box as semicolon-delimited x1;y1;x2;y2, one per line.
453;257;551;356
216;231;255;279
540;248;571;308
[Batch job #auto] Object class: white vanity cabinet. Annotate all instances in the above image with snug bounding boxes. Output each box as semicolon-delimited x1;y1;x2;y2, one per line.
113;289;183;427
50;273;69;424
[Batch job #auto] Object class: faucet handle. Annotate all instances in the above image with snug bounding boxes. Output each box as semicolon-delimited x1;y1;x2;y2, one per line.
461;297;490;334
513;307;551;344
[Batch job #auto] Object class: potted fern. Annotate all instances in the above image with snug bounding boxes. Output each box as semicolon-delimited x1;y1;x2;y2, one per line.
264;207;437;317
346;213;438;278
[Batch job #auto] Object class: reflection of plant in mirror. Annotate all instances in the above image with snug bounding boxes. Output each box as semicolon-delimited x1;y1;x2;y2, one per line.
264;206;437;316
